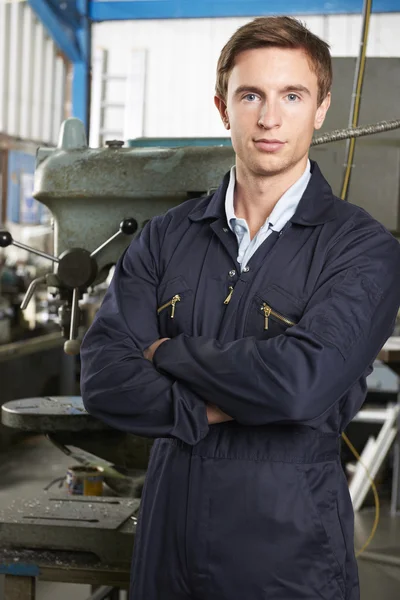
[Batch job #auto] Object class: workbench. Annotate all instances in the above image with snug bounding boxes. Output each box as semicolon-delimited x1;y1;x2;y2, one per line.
0;397;140;597
0;547;130;599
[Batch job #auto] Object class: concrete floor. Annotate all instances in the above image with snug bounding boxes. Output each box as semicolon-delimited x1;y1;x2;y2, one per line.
0;435;399;599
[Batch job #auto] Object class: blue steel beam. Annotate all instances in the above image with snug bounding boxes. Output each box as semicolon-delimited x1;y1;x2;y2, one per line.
27;0;80;62
90;0;400;21
72;0;91;134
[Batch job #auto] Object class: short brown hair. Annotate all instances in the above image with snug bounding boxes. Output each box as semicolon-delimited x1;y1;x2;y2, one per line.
216;16;332;106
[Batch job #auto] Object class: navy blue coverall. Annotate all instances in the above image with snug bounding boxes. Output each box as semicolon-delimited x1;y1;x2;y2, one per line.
81;162;400;600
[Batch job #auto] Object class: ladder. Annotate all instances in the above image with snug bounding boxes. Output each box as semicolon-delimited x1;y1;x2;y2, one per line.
89;47;147;148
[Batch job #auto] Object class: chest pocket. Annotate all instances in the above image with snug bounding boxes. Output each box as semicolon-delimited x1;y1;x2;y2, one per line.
157;275;193;338
244;285;306;340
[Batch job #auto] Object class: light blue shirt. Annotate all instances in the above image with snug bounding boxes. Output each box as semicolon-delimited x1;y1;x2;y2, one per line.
225;161;311;269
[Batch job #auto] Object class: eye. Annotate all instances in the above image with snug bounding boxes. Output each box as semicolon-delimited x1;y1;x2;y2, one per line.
287;93;300;102
243;93;258;102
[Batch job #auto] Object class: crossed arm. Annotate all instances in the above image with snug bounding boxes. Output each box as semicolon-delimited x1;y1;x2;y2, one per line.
81;218;400;442
80;219;235;444
144;337;233;425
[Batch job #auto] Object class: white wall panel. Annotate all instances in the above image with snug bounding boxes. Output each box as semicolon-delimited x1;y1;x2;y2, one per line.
0;2;66;145
0;2;10;133
7;2;24;137
42;38;56;142
91;13;400;142
31;19;46;142
20;5;35;139
53;57;66;144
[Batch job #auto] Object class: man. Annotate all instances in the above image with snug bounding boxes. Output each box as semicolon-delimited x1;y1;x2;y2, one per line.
81;16;400;600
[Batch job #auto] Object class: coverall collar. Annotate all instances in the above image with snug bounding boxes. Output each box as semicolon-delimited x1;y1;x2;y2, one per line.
189;160;337;227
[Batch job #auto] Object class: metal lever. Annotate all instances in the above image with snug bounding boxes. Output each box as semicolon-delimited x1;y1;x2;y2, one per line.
20;275;47;310
64;288;81;355
1;220;138;354
0;231;59;263
90;218;138;258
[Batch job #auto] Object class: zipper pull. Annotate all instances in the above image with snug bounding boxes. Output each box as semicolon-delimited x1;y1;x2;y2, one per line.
262;303;271;330
224;286;234;305
170;294;181;318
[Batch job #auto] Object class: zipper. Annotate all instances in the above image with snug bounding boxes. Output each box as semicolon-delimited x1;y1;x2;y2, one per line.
261;303;296;330
224;286;234;305
157;294;181;319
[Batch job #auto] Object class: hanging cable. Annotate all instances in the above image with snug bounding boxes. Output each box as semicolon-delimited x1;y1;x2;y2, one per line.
340;0;373;201
341;432;380;557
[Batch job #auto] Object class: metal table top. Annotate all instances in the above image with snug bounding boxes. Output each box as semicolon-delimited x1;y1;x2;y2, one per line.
1;397;110;432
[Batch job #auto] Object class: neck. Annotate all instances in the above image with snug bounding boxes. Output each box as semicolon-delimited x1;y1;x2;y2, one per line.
234;157;308;237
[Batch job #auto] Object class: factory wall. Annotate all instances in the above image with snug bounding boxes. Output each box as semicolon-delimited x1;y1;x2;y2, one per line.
90;13;400;146
0;1;67;145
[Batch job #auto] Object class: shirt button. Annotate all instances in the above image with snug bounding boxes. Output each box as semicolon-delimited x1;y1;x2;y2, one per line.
243;266;250;273
229;270;236;277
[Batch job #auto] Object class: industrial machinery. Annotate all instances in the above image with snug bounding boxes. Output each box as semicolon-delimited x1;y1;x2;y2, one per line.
0;118;235;356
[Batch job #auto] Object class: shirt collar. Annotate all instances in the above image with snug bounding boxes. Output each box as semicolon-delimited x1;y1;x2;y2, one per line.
188;161;337;226
225;166;237;231
225;160;311;234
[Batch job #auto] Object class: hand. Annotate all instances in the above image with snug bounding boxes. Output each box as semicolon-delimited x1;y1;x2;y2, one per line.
144;338;170;362
206;403;233;425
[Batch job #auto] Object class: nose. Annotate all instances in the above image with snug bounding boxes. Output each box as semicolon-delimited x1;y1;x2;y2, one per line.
258;101;282;129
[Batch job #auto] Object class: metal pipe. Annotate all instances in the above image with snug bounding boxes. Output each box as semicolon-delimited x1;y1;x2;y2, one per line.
311;118;400;146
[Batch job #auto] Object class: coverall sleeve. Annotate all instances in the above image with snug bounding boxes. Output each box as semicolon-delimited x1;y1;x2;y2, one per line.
153;226;400;426
80;218;209;444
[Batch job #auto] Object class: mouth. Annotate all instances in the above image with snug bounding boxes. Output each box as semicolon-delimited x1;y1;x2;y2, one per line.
253;139;286;153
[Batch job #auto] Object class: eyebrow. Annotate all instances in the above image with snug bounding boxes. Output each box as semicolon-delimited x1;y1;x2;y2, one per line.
233;84;311;97
233;85;265;98
281;84;311;96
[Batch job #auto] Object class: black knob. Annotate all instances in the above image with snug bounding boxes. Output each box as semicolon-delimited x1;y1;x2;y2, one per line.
120;218;138;235
58;248;98;289
0;231;13;248
106;140;124;149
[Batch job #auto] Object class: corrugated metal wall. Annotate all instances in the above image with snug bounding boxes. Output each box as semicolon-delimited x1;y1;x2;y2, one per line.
91;13;400;144
0;0;66;145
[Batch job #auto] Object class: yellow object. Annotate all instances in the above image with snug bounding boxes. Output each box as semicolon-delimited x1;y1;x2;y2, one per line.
260;303;296;330
157;294;181;318
224;286;234;305
340;0;372;201
66;465;104;496
341;431;380;557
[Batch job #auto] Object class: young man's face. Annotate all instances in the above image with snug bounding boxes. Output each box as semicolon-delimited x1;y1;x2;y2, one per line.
215;46;330;178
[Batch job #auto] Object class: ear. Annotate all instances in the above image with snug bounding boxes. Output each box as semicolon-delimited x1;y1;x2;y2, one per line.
314;92;331;131
214;96;230;130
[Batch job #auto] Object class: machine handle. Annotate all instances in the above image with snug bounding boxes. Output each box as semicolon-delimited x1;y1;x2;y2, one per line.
0;231;59;263
64;287;81;355
20;275;47;310
90;218;138;258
